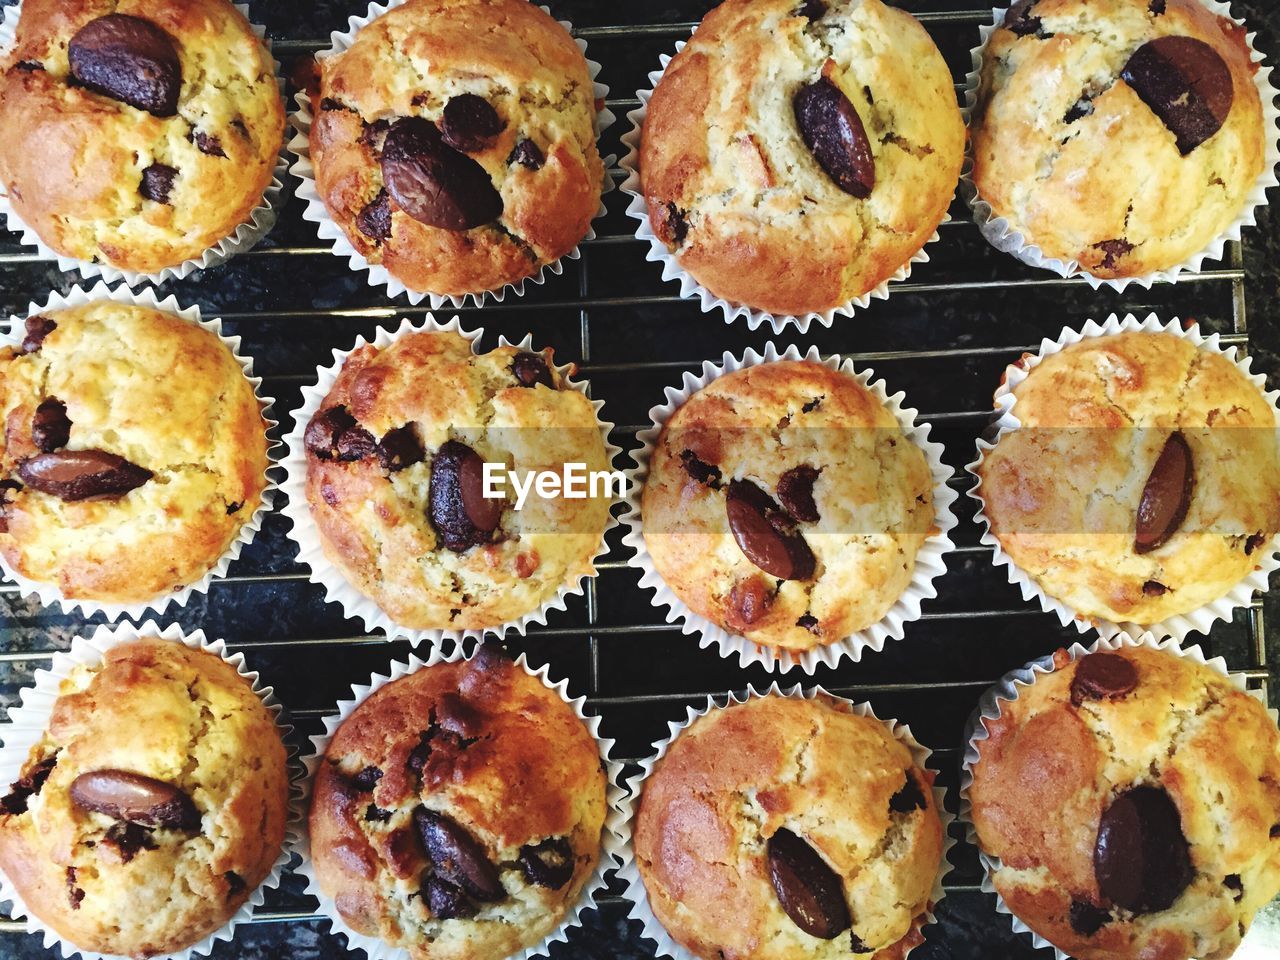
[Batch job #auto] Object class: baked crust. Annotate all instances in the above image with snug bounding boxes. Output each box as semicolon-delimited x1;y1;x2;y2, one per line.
309;647;607;960
976;331;1280;625
633;695;944;960
969;645;1280;960
970;0;1265;277
0;0;283;273
0;639;289;959
639;0;963;316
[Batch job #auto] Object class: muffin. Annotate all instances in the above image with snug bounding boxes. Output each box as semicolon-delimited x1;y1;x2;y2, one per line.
308;0;603;298
301;328;612;631
632;695;944;960
0;0;283;274
975;329;1280;627
967;644;1280;960
0;638;290;958
308;644;607;960
638;0;963;317
970;0;1266;279
0;300;270;605
641;360;936;654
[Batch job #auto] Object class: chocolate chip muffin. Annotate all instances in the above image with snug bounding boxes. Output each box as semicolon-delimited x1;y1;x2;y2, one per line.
641;360;936;654
0;638;289;958
309;644;607;960
308;0;603;298
975;329;1280;627
0;300;270;605
639;0;963;317
968;644;1280;960
0;0;283;274
632;695;944;960
301;328;611;632
970;0;1266;279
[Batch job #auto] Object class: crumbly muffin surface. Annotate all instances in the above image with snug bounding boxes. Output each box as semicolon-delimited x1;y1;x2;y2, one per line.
0;639;289;959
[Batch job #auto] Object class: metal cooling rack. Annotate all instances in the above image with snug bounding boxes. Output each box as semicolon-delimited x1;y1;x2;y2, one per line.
0;3;1272;957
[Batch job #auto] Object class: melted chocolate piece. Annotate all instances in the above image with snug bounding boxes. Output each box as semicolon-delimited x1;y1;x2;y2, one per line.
1122;36;1233;155
70;770;199;831
1136;432;1194;553
139;163;178;204
68;14;181;117
766;828;851;939
428;440;503;551
380;117;503;231
725;480;816;581
1094;785;1193;914
31;398;71;452
439;94;503;153
19;450;152;501
1070;652;1139;707
794;76;875;198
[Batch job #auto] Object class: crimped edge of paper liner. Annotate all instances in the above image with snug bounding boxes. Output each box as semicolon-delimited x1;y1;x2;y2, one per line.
285;0;614;307
620;341;957;674
959;0;1280;290
0;281;278;621
957;631;1280;960
290;644;627;960
0;620;302;960
964;312;1280;641
614;683;956;960
0;1;288;287
278;312;623;645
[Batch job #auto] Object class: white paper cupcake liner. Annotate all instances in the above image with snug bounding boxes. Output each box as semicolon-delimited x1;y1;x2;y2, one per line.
957;632;1280;960
0;1;288;287
621;342;957;674
965;312;1280;641
0;619;301;960
292;644;627;960
279;313;623;645
960;0;1280;290
0;282;278;622
617;36;952;335
286;0;614;307
615;684;956;960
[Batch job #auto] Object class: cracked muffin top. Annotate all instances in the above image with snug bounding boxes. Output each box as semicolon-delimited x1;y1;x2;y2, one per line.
309;644;607;960
0;301;270;605
639;0;964;317
976;330;1280;627
0;638;289;959
633;695;944;960
968;645;1280;960
308;0;603;298
970;0;1265;279
302;328;612;632
641;360;936;655
0;0;283;274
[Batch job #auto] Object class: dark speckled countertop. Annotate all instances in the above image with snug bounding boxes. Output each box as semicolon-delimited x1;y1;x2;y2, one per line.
0;1;1279;958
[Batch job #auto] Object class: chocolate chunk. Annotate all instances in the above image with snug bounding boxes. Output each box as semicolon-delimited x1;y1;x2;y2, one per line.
319;97;347;112
766;828;851;940
439;94;503;153
777;465;820;523
193;131;225;157
425;875;475;920
519;836;575;889
1225;874;1244;901
1070;652;1140;706
796;613;821;635
14;60;43;72
1272;823;1280;839
794;0;826;18
655;202;688;246
377;424;423;472
304;406;376;462
103;820;156;862
511;352;555;389
351;766;383;792
380;116;503;231
436;693;483;741
1150;0;1167;13
889;770;928;814
1069;899;1111;936
1;755;57;815
508;139;545;170
1065;97;1095;123
68;14;181;117
1142;580;1169;597
356;189;393;242
1136;432;1194;553
801;396;824;414
794;75;875;199
225;871;246;897
1245;533;1268;555
358;118;391;152
19;450;152;501
365;804;393;823
725;480;816;581
225;501;242;515
21;316;56;354
1005;0;1045;36
679;450;721;488
70;770;199;831
428;440;503;551
139;163;177;204
413;808;504;902
1122;37;1233;155
32;398;71;452
1094;785;1193;914
66;867;84;910
728;575;773;627
1095;238;1134;271
0;479;20;534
